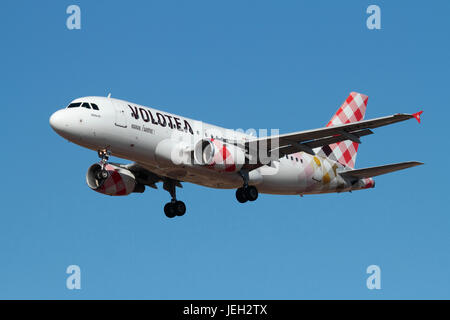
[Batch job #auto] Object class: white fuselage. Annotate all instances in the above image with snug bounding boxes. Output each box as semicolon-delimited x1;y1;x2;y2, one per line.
50;96;367;195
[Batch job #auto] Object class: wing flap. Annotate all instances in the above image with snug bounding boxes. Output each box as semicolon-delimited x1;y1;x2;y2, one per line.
278;129;373;157
339;161;423;179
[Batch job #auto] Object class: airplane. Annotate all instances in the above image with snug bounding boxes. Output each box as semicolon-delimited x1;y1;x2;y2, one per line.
49;92;423;218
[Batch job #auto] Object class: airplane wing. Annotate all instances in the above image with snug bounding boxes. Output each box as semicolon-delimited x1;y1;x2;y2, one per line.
243;112;422;168
339;161;424;180
110;162;164;189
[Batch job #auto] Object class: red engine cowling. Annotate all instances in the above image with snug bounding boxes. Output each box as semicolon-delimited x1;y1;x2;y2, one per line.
194;138;246;172
86;163;144;196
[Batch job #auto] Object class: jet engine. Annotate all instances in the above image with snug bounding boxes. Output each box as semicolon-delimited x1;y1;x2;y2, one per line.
193;139;246;172
86;163;145;196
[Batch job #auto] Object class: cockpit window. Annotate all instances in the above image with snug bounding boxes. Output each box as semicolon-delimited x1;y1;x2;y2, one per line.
67;102;81;108
67;102;100;110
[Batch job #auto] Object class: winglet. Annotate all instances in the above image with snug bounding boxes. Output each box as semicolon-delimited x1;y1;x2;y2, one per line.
412;111;423;123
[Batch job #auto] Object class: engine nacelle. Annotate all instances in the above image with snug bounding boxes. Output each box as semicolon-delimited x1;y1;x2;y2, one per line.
194;139;246;172
86;163;145;196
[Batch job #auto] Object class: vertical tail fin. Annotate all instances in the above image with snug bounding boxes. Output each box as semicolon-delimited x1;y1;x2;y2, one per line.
315;92;368;168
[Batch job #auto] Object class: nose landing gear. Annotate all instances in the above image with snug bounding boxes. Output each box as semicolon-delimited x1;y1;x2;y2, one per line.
95;149;111;180
163;179;186;218
96;169;109;180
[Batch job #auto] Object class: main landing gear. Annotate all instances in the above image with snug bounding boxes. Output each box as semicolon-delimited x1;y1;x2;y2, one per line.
163;179;186;218
235;170;258;203
236;185;258;203
96;149;111;180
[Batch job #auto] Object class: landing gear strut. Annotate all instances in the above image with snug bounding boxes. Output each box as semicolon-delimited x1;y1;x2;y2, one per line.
163;179;186;218
98;149;111;167
96;149;111;180
235;170;258;203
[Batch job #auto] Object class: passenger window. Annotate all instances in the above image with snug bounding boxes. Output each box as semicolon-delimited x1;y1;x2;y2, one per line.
91;103;99;110
82;102;91;109
67;103;81;108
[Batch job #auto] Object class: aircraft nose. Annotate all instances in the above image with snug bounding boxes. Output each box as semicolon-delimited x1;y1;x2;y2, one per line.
49;110;67;133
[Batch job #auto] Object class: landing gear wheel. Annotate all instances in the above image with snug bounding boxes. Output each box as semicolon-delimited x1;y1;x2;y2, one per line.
164;203;177;218
236;187;248;203
174;201;186;216
245;186;258;201
163;179;187;218
96;169;109;180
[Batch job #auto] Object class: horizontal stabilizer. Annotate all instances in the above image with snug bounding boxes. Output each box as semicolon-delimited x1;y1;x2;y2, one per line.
339;161;423;179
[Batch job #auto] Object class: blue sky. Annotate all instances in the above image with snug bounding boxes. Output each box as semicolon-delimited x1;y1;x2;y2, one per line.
0;0;449;299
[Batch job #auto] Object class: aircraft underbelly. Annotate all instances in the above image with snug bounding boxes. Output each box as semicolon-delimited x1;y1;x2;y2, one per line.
137;162;243;189
255;156;348;195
